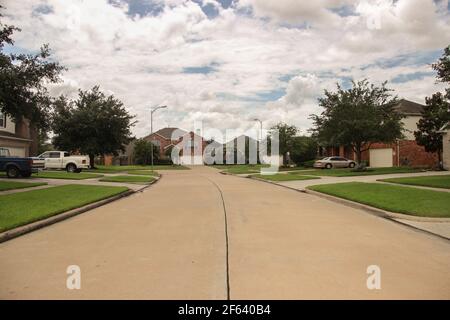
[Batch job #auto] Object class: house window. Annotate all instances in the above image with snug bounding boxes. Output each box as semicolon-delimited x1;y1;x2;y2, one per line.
0;112;5;128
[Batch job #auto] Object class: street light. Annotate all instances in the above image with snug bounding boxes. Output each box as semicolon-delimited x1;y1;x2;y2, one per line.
150;105;167;171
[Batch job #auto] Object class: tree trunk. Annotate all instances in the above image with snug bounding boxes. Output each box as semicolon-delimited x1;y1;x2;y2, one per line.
355;146;362;165
29;124;39;156
89;154;95;169
354;144;365;169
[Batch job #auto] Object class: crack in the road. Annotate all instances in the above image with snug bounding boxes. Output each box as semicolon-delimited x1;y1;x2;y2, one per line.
202;175;231;300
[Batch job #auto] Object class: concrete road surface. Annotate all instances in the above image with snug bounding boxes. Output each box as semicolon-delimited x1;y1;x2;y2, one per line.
0;166;449;299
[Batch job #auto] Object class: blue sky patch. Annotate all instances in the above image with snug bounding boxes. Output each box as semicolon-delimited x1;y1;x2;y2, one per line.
362;49;443;70
391;71;435;83
32;4;54;16
329;5;357;17
183;64;218;74
217;88;285;103
109;0;164;17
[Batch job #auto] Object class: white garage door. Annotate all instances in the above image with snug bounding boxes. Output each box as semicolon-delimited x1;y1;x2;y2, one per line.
369;148;393;168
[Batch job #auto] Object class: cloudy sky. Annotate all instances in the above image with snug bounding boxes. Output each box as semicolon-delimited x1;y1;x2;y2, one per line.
2;0;450;141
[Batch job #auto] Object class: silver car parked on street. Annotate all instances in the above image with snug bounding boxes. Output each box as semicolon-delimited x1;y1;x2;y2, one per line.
313;157;357;169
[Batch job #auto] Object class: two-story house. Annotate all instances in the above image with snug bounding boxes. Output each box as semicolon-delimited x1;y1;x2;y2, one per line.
0;112;34;157
318;99;438;168
143;127;209;165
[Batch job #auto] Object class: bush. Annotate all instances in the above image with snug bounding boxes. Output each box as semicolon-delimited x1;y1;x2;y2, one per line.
302;160;316;168
155;158;173;165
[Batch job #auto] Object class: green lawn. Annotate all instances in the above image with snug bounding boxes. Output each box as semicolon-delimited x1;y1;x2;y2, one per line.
278;166;309;172
306;167;424;177
99;175;156;184
88;165;188;173
33;171;103;180
212;164;314;174
308;182;450;217
0;185;128;232
251;174;320;182
379;175;450;190
213;164;270;174
0;181;47;191
126;170;158;176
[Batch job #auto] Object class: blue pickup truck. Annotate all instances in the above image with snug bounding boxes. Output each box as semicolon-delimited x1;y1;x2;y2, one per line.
0;147;45;178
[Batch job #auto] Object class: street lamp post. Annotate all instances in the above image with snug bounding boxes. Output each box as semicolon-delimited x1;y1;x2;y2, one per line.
150;105;167;171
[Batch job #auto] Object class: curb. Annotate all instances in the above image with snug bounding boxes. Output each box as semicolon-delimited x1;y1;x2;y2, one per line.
247;175;310;193
304;188;450;223
0;176;161;244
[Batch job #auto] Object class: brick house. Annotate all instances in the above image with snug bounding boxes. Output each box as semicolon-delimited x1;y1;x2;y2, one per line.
318;99;438;168
99;127;210;166
0;112;37;157
143;127;209;165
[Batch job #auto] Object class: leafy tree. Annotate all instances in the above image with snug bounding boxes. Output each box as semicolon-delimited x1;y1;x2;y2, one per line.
310;80;403;165
52;87;135;168
432;45;450;84
37;130;53;155
290;136;318;165
0;5;64;154
414;92;450;168
268;122;298;165
134;138;159;165
415;47;450;169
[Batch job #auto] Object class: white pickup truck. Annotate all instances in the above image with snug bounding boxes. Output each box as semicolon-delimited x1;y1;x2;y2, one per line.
37;151;90;172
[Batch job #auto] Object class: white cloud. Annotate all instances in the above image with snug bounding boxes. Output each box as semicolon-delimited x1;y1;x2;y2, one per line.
2;0;449;139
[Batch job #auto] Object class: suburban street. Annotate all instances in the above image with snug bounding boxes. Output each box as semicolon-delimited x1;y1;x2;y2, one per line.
0;166;449;299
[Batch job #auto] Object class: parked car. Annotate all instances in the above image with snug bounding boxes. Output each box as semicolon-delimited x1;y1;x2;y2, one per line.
313;156;356;169
37;151;90;173
0;147;45;178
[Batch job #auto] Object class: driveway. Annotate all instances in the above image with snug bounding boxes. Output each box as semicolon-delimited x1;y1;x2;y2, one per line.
0;166;449;299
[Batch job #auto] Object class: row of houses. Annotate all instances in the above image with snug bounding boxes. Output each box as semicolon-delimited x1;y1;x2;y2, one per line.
2;99;450;169
318;99;449;169
111;99;449;169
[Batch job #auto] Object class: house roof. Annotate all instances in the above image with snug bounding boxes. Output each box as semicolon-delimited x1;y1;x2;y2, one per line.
224;135;258;146
394;99;424;115
145;127;188;140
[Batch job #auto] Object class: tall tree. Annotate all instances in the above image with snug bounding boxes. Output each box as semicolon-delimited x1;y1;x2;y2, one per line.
269;122;298;165
133;138;159;165
415;46;450;169
290;136;318;165
52;87;135;168
414;92;450;168
310;80;403;165
0;5;64;149
432;45;450;84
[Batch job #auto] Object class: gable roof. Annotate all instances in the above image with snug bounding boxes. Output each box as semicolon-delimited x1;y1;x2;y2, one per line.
394;99;424;116
224;135;258;147
145;127;188;140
